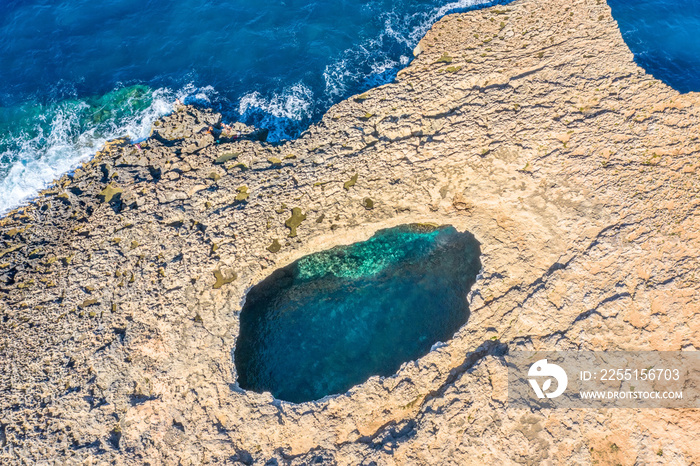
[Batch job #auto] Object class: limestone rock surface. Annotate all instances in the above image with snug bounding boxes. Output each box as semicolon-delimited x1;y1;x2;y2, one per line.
1;0;699;464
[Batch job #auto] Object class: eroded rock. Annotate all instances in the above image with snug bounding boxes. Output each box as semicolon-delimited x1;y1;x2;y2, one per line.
1;0;699;464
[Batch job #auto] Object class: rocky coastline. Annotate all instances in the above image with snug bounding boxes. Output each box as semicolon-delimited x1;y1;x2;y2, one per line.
1;0;699;463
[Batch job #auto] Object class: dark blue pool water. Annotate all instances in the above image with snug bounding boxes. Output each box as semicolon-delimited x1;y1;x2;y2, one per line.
234;224;481;403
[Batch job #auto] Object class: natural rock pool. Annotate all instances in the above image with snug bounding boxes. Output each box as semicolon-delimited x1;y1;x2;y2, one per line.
234;224;481;403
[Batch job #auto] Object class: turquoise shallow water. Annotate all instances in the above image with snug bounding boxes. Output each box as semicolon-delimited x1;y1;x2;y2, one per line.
234;225;481;403
2;0;699;214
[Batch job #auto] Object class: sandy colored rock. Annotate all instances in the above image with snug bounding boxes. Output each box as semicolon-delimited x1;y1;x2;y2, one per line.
1;0;699;464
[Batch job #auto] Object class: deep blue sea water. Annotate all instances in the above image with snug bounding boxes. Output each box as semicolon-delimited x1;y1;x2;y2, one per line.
234;225;481;403
0;0;699;213
0;0;506;213
608;0;700;94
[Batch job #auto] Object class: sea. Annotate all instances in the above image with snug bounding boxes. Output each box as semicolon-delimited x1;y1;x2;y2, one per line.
0;0;698;214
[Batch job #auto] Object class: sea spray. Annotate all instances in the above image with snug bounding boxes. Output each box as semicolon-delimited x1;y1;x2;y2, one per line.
1;86;172;212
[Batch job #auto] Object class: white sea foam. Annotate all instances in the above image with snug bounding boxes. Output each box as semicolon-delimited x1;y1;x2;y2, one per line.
370;57;400;75
0;0;497;215
238;82;314;121
237;82;315;141
382;16;415;48
322;0;494;104
323;58;354;98
180;83;217;106
0;87;181;214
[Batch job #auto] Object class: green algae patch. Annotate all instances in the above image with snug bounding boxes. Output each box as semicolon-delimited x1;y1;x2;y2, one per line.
435;52;453;64
267;239;282;253
79;298;99;309
98;184;123;203
230;162;249;171
213;269;237;289
285;208;306;237
343;173;358;190
235;186;250;202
